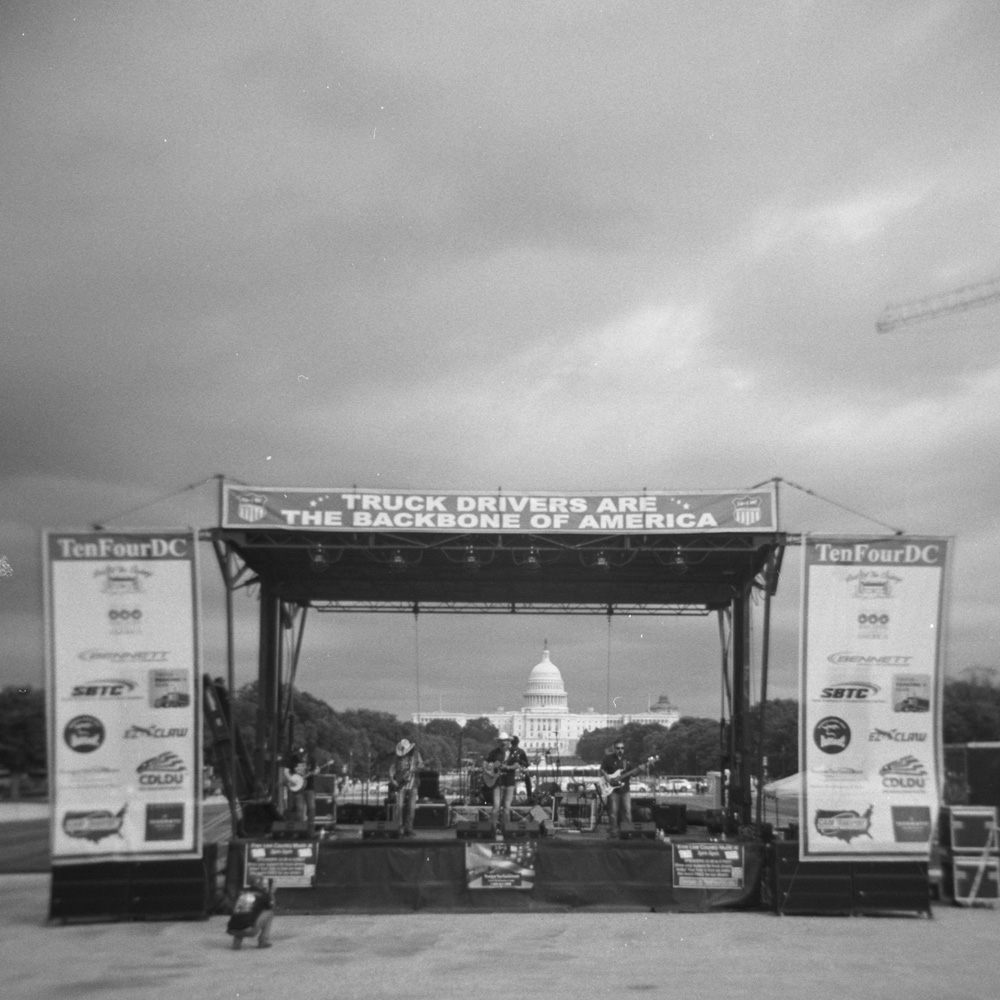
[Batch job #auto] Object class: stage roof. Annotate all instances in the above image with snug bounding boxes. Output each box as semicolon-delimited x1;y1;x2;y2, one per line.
211;484;785;614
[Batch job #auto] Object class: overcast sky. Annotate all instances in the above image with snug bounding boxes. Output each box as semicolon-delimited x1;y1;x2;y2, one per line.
3;1;999;722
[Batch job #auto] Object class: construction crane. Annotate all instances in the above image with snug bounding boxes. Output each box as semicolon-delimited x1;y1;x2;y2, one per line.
876;274;1000;334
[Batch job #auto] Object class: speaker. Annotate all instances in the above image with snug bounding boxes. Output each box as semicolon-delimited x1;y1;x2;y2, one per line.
619;822;657;840
506;820;541;839
455;821;494;840
271;821;311;840
417;769;441;801
362;820;401;839
653;804;687;835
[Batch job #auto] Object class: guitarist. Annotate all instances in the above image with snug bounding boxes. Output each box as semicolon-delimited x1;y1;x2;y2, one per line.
484;732;518;837
599;741;634;838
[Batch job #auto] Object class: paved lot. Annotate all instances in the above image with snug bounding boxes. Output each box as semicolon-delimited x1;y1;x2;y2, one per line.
3;872;998;1000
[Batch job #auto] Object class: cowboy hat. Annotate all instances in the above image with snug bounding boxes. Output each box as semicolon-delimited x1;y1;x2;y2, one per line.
395;738;415;756
498;732;512;741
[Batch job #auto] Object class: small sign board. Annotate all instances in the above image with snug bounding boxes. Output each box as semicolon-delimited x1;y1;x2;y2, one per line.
465;841;536;889
672;842;745;889
244;841;319;888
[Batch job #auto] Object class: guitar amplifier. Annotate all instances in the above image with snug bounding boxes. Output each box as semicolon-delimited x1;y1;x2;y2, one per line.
362;820;402;839
455;821;494;840
618;822;657;841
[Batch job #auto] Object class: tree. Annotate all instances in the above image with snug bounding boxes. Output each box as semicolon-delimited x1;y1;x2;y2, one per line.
575;727;619;763
747;699;799;780
0;685;47;799
647;717;722;776
943;676;1000;743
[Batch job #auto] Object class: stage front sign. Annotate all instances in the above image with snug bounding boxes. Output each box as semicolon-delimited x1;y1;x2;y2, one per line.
44;530;202;863
222;484;777;534
799;536;947;860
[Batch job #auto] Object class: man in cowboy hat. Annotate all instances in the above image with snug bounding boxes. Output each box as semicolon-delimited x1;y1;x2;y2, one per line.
388;738;422;837
484;732;518;838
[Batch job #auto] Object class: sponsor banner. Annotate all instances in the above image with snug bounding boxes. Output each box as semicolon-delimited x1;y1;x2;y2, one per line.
221;484;777;534
799;536;947;860
465;841;537;889
672;842;745;889
44;530;201;863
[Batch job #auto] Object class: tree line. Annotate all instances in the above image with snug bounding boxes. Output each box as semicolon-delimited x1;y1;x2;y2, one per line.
4;671;1000;792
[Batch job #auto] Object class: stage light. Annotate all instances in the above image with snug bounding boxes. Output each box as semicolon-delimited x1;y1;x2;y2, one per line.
308;544;329;571
671;547;688;574
593;552;611;572
463;545;481;571
389;550;408;573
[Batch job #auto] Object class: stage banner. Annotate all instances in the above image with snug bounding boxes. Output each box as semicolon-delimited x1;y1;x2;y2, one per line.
44;530;202;863
465;841;537;889
222;484;777;534
799;536;948;860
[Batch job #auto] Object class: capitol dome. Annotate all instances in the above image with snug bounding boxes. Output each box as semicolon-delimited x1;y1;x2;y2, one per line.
523;644;569;714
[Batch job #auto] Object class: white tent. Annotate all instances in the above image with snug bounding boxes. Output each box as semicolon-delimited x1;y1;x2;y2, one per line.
762;772;801;827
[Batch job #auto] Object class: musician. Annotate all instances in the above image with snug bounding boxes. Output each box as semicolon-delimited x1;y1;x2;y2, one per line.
281;744;314;829
509;735;533;804
485;732;518;837
599;741;633;838
389;738;422;837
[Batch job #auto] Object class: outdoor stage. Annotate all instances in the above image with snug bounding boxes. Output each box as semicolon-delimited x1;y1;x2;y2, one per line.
224;831;764;914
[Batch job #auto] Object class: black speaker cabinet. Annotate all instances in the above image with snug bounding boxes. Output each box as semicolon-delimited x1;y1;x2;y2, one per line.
506;820;542;839
619;822;657;840
654;804;687;835
455;821;494;840
417;769;441;801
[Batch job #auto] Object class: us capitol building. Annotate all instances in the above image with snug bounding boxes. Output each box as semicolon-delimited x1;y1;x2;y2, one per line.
412;644;679;756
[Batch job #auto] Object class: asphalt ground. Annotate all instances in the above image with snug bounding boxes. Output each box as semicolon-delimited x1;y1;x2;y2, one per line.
3;871;999;1000
3;801;997;1000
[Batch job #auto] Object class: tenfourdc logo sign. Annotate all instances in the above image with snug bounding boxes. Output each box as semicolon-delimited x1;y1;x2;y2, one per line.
64;715;106;753
813;717;851;755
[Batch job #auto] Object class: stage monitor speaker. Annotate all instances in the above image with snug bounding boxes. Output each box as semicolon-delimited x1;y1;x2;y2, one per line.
362;820;401;839
417;769;441;801
506;820;541;839
271;821;311;840
619;822;657;840
455;821;494;840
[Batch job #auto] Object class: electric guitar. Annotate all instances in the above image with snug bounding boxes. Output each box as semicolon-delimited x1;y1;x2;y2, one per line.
595;756;658;799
